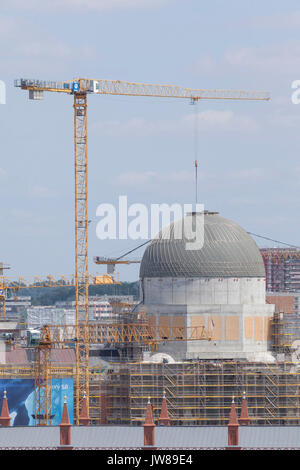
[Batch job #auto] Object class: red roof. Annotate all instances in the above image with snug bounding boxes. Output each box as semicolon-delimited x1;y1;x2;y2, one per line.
6;348;75;365
6;349;28;364
50;349;75;364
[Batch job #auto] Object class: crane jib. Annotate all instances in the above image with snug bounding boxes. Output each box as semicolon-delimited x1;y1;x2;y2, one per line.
14;78;270;101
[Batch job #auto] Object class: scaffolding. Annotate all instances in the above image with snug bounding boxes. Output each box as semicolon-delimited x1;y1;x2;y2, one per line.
2;307;300;427
271;311;300;354
261;248;300;292
101;359;300;426
94;308;300;427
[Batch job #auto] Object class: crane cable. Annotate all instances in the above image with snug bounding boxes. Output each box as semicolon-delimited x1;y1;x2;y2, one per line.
115;240;151;261
247;232;300;250
191;98;199;205
111;232;300;261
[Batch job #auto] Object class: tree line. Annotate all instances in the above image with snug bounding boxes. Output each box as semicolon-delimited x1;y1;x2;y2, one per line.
18;281;139;306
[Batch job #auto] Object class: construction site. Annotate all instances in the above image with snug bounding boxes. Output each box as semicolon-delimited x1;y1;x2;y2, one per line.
2;212;300;428
0;76;300;435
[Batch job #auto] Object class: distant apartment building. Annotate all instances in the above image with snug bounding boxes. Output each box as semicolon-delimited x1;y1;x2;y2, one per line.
27;306;75;329
260;248;300;293
55;295;116;320
5;296;31;320
26;295;134;327
89;299;113;319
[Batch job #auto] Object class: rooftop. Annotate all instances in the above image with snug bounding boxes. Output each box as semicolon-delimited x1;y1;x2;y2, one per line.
0;425;299;449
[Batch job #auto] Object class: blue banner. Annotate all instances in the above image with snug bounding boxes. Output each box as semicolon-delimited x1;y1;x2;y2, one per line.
0;378;74;426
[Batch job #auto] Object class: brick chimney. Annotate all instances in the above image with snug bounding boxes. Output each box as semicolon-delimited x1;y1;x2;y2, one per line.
239;391;250;426
79;391;90;426
158;391;170;426
59;396;72;450
227;396;240;450
0;390;10;427
143;397;155;447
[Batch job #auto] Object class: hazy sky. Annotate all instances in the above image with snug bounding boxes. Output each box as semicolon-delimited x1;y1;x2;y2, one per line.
1;0;300;281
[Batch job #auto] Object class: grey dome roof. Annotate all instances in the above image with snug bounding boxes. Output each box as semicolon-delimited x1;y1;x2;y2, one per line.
140;212;265;278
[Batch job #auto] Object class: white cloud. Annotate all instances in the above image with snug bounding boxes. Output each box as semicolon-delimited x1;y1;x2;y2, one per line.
268;112;300;129
0;168;7;180
189;39;300;83
28;185;58;198
251;11;300;29
0;15;98;73
91;109;259;138
187;54;217;75
115;167;265;189
92;118;155;138
116;171;157;186
184;110;259;133
115;170;191;189
229;168;264;181
11;208;34;220
168;170;193;184
9;207;58;237
3;0;172;11
200;168;265;187
224;43;300;76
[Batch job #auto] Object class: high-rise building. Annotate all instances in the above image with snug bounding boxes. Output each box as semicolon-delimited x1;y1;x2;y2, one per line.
55;296;115;320
260;248;300;292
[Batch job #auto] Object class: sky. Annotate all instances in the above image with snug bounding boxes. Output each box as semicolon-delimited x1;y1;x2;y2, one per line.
1;0;300;281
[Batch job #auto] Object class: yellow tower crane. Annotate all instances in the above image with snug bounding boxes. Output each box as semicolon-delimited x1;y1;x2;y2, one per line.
34;321;213;426
14;77;270;424
94;256;141;275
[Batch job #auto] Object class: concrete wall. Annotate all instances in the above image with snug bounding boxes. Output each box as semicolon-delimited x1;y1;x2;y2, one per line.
140;276;276;361
142;277;266;306
143;303;275;361
186;303;275;360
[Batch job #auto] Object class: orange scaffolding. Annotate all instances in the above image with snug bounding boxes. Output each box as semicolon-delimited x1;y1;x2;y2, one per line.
102;360;300;426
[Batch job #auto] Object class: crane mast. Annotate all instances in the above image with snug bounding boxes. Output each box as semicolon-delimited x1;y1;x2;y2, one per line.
14;77;270;425
73;93;89;421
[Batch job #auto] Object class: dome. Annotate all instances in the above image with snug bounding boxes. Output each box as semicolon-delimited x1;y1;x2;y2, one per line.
140;211;265;279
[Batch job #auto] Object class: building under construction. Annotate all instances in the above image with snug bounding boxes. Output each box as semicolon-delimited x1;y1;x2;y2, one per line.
261;247;300;292
98;300;300;427
97;212;300;427
2;212;300;427
101;358;300;426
